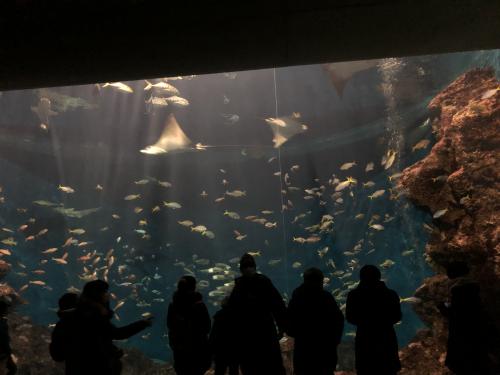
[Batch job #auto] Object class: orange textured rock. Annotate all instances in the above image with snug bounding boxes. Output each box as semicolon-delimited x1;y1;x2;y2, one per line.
398;67;500;374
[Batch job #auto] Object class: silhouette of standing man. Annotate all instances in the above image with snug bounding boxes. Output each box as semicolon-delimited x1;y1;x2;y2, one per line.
167;276;211;375
228;253;287;375
346;265;401;375
287;267;344;375
438;261;489;375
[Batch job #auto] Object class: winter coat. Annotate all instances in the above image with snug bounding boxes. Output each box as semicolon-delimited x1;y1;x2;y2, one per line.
287;283;344;375
346;280;402;375
441;280;489;375
51;301;149;375
227;273;286;375
167;291;211;375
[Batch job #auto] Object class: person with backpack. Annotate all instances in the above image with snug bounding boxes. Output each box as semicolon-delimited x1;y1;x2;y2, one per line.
167;276;211;375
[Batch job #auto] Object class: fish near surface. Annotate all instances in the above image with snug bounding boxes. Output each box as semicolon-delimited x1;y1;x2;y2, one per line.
31;97;57;129
323;59;380;97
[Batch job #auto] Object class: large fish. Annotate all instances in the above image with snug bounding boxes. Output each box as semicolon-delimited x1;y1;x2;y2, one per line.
141;114;192;155
323;59;380;97
265;113;308;148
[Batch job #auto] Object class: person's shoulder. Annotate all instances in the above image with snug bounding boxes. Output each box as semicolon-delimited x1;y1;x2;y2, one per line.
384;287;400;301
322;289;336;301
193;292;205;305
347;287;359;298
291;284;306;297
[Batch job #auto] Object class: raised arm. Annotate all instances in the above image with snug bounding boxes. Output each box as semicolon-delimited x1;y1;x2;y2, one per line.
111;319;150;340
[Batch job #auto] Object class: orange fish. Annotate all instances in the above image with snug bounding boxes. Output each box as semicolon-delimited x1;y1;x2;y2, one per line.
25;235;35;242
62;237;74;247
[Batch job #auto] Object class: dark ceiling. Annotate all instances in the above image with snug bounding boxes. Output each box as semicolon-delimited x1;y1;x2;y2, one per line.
1;0;499;91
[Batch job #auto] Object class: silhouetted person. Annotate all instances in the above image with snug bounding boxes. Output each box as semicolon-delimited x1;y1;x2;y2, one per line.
227;253;287;375
346;265;401;375
287;267;344;375
50;293;79;365
167;276;211;375
0;299;16;375
438;262;489;375
209;297;239;375
61;280;152;375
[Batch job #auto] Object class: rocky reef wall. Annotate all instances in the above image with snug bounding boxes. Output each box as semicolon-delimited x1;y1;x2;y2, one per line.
398;67;500;374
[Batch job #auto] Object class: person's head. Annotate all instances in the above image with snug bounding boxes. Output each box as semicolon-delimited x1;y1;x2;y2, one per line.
303;267;324;289
446;261;469;279
359;265;381;285
82;280;110;305
177;275;197;294
58;293;79;312
239;253;256;276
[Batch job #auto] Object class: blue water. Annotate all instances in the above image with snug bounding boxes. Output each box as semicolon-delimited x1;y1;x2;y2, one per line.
0;49;498;362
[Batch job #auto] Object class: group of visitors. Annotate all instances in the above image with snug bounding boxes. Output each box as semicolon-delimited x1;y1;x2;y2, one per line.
0;253;491;375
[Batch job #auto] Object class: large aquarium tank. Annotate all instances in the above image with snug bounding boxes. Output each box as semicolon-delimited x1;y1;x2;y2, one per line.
0;49;498;367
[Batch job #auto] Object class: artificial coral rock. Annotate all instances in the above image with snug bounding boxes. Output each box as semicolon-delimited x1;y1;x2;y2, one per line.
398;67;500;374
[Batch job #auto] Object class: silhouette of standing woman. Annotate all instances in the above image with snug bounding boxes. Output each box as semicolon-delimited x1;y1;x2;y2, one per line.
346;265;402;375
167;276;211;375
438;261;489;375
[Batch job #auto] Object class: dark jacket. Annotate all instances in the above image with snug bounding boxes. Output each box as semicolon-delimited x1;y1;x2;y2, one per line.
287;283;344;374
51;301;148;375
50;308;77;363
209;306;237;360
167;291;211;375
227;272;286;375
0;317;11;360
441;280;489;374
346;280;402;375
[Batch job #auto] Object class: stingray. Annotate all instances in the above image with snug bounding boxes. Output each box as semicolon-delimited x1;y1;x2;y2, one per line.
140;113;192;155
265;113;308;148
323;59;380;97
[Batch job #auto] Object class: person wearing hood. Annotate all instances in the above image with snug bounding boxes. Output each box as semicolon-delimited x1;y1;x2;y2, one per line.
346;265;402;375
167;275;211;375
59;280;152;375
227;253;287;375
287;267;344;375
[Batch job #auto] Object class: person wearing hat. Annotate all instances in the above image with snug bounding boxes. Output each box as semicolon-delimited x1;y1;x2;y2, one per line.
227;253;287;375
61;280;153;375
346;265;402;375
